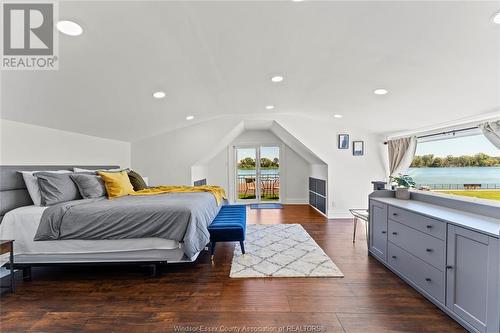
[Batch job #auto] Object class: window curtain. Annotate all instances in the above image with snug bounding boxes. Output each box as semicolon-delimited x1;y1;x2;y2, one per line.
387;136;417;176
479;120;500;149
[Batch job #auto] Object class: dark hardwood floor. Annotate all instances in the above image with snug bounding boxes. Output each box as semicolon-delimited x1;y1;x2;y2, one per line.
0;205;466;333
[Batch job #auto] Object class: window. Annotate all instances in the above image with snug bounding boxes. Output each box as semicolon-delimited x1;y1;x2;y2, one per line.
407;134;500;201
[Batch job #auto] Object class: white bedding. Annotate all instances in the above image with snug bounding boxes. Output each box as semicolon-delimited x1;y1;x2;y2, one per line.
0;206;186;263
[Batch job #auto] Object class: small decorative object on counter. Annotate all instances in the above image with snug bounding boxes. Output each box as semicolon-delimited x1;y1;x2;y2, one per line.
371;181;387;191
395;187;411;200
390;174;415;200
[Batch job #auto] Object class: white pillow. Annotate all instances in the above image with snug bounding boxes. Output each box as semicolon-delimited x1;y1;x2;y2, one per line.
73;167;124;173
20;170;72;206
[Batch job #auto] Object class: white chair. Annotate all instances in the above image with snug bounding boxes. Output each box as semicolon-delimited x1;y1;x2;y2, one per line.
349;209;369;246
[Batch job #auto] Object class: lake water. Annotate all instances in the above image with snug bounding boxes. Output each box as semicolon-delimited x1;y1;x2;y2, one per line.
238;167;500;187
238;169;279;176
407;167;500;185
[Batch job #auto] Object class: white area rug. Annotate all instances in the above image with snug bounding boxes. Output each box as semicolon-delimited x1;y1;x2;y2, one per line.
230;224;344;278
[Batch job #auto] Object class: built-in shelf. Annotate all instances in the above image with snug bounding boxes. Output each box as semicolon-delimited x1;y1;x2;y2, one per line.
309;177;326;215
193;179;207;186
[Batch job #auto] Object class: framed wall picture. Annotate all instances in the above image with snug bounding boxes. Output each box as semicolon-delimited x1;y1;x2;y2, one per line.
353;141;364;156
338;134;349;149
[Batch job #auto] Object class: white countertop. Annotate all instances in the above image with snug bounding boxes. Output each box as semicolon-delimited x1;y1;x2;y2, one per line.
371;197;500;238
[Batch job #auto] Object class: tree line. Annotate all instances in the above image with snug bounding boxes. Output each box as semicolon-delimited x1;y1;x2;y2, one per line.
411;153;500;168
238;157;279;169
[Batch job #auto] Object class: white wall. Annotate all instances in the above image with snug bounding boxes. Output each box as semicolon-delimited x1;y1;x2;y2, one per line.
273;116;386;217
310;164;328;180
132;117;244;186
282;145;310;203
0;119;131;167
206;149;229;190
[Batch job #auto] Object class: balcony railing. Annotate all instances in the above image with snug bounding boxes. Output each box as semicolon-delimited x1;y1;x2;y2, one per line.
416;183;500;190
237;174;279;200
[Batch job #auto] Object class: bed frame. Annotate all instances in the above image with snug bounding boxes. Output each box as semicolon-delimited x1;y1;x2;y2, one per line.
0;165;197;279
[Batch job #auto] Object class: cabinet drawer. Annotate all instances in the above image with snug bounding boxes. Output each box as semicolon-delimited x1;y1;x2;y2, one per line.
388;242;445;304
388;206;445;240
388;220;445;270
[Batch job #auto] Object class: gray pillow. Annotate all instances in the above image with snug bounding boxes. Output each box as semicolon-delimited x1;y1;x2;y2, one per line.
70;174;106;199
34;172;82;206
19;170;72;206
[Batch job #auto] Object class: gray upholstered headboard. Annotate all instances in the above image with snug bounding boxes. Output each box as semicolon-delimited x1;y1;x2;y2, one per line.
0;165;119;223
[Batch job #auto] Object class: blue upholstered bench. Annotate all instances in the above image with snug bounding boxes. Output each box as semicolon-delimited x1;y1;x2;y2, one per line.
208;205;246;259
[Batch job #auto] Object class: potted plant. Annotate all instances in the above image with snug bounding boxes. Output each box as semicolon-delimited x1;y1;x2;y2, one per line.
390;174;416;200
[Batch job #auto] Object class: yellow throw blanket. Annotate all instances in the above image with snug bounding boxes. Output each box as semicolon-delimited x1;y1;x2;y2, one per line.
130;185;227;205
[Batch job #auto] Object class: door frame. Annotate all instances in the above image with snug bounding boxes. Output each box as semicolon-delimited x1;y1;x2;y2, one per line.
232;143;284;204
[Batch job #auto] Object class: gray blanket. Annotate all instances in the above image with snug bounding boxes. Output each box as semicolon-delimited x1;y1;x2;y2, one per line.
34;192;222;258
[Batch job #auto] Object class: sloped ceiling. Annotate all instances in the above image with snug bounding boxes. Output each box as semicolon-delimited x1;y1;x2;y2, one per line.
1;1;499;141
270;121;326;165
193;120;325;167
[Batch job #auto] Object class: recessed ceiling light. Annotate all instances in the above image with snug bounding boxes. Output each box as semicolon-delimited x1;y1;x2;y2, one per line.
265;105;275;110
292;0;304;2
333;114;343;118
186;115;194;120
152;91;166;99
271;75;284;83
493;11;500;24
56;20;83;36
373;88;389;95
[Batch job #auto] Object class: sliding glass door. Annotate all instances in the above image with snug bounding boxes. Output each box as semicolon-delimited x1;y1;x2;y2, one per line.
235;146;280;203
259;146;280;202
236;147;258;201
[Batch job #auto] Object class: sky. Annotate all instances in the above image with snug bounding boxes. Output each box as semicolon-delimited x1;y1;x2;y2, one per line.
236;136;499;161
416;135;499;157
237;146;280;161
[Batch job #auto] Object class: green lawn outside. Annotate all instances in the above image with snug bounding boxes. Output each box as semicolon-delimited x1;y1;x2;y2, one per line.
435;190;500;201
238;193;279;200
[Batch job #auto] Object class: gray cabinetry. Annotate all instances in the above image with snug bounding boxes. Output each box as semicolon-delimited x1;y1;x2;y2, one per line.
388;220;445;270
388;206;446;240
368;196;500;333
369;201;388;262
446;225;499;333
388;242;445;303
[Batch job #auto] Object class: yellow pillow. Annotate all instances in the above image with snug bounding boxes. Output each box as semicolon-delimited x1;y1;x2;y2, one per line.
98;170;135;198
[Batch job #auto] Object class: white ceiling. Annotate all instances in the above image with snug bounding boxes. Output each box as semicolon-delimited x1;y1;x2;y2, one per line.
1;1;499;141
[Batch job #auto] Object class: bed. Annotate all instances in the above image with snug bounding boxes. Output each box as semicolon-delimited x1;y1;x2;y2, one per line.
0;165;221;277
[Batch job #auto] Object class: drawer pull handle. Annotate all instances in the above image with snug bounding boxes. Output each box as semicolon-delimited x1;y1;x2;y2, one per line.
425;278;432;282
392;232;398;235
426;248;433;252
392;213;398;216
381;231;387;234
392;256;397;259
426;225;433;229
446;265;453;270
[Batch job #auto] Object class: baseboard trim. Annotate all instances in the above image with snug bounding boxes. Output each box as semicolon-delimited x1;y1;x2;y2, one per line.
327;211;353;219
284;198;308;205
309;204;327;217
